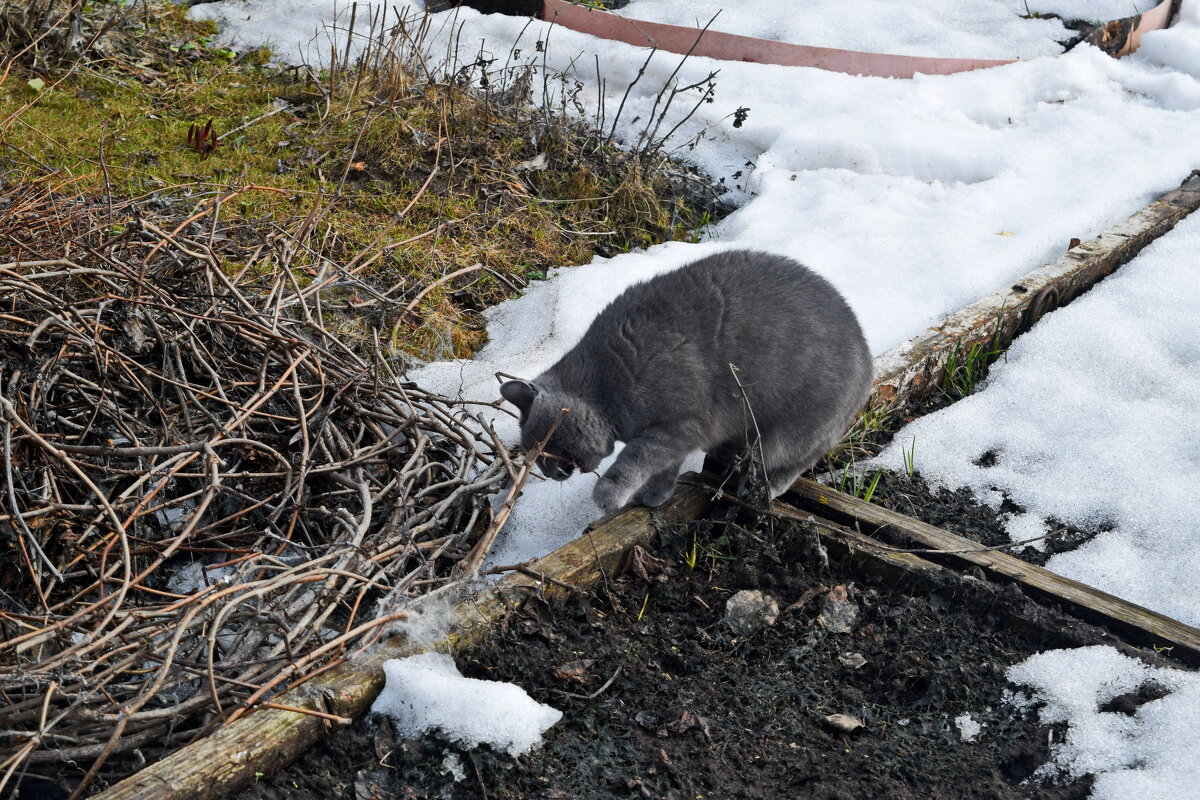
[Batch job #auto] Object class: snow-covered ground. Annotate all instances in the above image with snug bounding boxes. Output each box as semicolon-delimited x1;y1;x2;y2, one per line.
870;209;1200;800
1007;647;1200;799
609;0;1142;58
190;0;1200;789
873;210;1200;628
188;0;1200;568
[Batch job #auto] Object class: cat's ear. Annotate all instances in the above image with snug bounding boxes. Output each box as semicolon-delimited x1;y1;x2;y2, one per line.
500;380;538;414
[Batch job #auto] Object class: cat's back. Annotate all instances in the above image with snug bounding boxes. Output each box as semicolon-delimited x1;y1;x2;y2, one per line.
594;249;859;344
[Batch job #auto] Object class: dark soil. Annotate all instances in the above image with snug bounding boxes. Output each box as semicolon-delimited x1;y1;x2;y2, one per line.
874;473;1105;567
237;509;1119;800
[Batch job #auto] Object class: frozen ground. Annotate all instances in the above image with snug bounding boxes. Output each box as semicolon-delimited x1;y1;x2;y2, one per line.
189;0;1200;792
1007;646;1200;800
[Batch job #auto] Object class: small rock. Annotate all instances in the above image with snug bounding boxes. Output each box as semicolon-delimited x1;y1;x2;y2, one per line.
634;710;660;730
838;652;868;670
822;713;866;735
817;584;859;634
513;152;548;171
354;769;392;800
724;589;779;636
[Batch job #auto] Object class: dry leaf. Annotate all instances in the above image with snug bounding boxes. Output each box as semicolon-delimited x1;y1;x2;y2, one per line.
630;544;666;581
551;658;595;685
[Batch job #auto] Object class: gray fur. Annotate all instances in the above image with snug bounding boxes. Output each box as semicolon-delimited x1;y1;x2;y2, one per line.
501;249;874;513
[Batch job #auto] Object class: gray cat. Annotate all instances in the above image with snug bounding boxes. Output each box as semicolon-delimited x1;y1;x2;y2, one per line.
500;249;873;513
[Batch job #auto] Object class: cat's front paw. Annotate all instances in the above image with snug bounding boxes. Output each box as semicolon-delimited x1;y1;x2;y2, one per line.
634;476;677;508
592;476;631;514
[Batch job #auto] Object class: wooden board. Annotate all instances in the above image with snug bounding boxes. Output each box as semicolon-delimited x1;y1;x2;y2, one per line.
540;0;1177;77
786;477;1200;666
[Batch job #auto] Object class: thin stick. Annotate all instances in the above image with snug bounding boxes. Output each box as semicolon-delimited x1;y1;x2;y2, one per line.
261;702;353;725
456;408;570;577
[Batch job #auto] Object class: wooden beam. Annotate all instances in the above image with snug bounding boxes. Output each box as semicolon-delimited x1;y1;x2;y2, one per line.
785;477;1200;666
94;483;713;800
872;170;1200;412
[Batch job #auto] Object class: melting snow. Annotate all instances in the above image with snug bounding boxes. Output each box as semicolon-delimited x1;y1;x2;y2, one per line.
372;652;562;755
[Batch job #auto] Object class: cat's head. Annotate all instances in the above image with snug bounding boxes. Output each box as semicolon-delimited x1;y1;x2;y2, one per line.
500;379;614;480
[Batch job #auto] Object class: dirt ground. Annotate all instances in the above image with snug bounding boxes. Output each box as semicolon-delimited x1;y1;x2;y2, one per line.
234;499;1136;800
875;473;1106;568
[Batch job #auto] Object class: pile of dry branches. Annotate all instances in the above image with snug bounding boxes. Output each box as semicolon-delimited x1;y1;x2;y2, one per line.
0;183;515;796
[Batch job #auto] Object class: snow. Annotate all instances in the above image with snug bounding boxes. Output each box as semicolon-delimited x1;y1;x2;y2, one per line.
188;0;1200;789
609;0;1083;59
954;712;984;742
872;208;1200;627
372;652;562;755
1007;646;1200;799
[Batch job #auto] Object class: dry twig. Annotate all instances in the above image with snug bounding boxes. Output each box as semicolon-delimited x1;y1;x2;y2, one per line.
0;183;517;796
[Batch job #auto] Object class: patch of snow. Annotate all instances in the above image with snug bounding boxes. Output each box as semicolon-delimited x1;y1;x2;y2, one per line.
1025;1;1156;25
189;0;425;66
372;652;562;755
1007;646;1200;798
610;0;1080;59
440;752;466;781
954;712;984;742
872;210;1200;627
1138;1;1200;78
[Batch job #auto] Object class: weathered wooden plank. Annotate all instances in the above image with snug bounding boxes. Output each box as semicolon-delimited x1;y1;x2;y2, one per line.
94;482;713;800
872;170;1200;411
540;0;1175;77
762;492;954;589
785;477;1200;665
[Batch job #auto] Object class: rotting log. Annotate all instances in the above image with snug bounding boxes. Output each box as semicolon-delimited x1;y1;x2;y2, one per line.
96;172;1200;797
873;170;1200;413
785;477;1200;666
94;483;713;800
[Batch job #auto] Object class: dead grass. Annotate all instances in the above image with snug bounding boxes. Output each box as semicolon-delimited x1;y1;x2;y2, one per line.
0;0;724;360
